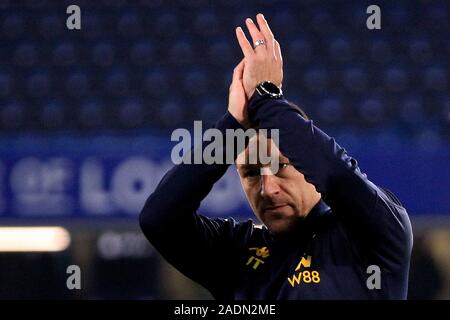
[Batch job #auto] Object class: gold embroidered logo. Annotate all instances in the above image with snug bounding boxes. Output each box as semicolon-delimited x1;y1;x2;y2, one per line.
287;255;321;287
246;246;270;270
295;255;312;270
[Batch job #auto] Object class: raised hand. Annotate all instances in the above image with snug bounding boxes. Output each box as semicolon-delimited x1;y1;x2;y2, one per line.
235;13;283;98
228;59;250;128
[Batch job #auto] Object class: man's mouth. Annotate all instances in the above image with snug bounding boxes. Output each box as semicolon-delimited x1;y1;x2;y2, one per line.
264;204;289;211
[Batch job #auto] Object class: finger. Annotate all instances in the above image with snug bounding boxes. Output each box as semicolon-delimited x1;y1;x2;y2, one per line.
256;14;274;55
274;40;283;64
235;27;254;57
230;59;244;93
232;59;245;83
245;18;265;52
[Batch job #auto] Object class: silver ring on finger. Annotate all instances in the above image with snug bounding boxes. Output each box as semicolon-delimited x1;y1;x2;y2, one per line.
253;39;266;49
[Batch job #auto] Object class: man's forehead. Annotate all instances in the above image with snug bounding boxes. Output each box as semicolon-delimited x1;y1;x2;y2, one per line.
236;136;289;165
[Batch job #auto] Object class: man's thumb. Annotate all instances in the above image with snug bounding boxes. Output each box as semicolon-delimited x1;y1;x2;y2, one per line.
232;59;245;83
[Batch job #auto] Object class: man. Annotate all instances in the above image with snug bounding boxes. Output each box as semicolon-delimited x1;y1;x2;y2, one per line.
139;14;413;299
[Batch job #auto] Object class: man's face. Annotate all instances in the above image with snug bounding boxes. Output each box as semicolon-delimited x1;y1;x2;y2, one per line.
236;136;320;234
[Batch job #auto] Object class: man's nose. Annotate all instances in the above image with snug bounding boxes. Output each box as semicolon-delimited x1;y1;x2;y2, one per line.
260;174;281;198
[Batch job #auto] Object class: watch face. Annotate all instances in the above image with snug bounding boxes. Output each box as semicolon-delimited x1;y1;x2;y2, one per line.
255;81;283;98
262;81;280;94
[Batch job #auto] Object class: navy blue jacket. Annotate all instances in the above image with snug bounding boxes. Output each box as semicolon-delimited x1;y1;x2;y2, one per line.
139;95;413;299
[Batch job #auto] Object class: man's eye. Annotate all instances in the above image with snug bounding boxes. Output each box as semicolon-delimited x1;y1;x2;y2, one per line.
274;163;290;175
244;169;260;177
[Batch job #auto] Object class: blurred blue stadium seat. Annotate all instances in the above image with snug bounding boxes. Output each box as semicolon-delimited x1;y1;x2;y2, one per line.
2;14;25;39
14;43;38;67
194;10;220;36
155;12;180;38
287;38;313;65
104;70;130;97
66;71;90;97
385;3;410;27
424;66;447;91
160;98;184;128
303;66;328;94
130;41;153;66
348;3;368;29
0;72;12;97
28;0;47;8
199;97;223;126
182;69;208;96
399;95;425;126
27;71;50;97
81;13;103;39
168;39;194;66
144;69;169;98
426;3;449;32
79;99;106;128
92;42;115;67
40;100;65;129
139;0;164;8
384;66;409;93
39;14;64;39
328;36;353;63
1;101;24;129
317;97;343;124
342;66;368;93
358;96;385;125
368;38;392;64
102;0;127;7
272;10;298;36
207;39;234;67
310;7;336;35
119;98;145;128
408;38;433;64
441;95;450;131
117;12;142;38
52;42;77;66
173;0;208;8
0;1;447;140
215;0;240;7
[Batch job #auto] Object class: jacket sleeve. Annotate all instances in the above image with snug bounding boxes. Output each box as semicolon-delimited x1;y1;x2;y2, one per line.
248;95;413;271
139;111;251;296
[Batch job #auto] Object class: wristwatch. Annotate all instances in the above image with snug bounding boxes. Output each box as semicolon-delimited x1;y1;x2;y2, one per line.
254;81;283;99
